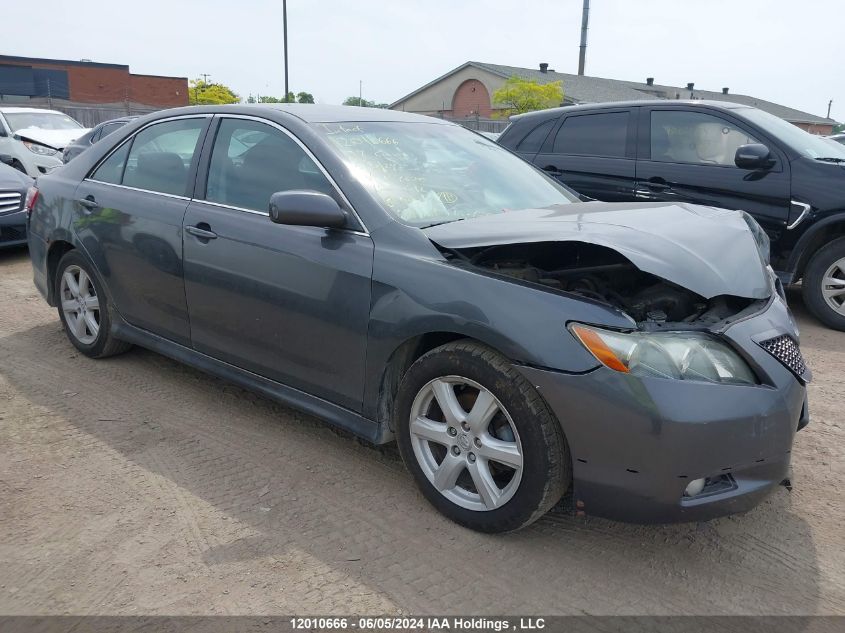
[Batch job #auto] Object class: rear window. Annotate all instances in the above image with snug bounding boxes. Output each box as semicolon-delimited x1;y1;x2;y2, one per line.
551;112;629;157
516;119;556;153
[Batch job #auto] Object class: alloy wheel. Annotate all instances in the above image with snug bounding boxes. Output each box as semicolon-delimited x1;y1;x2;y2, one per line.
822;257;845;316
408;375;523;511
60;265;100;345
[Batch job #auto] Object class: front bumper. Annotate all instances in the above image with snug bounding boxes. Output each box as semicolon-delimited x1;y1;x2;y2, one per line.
517;295;809;523
0;209;27;248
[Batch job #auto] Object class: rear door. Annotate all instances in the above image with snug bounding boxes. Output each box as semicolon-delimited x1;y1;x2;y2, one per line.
635;107;791;240
532;108;637;201
182;116;374;412
73;115;210;346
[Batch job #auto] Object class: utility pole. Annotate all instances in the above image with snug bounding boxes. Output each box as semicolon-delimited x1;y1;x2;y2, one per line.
200;73;211;84
283;0;290;102
578;0;590;76
359;80;362;106
828;100;833;119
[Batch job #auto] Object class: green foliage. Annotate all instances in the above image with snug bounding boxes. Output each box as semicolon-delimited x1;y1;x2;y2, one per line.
491;76;564;118
834;123;845;134
189;79;240;105
250;92;314;104
343;96;388;108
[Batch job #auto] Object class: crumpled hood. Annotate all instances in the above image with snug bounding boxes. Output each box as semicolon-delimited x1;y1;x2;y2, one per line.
423;201;771;300
13;127;88;151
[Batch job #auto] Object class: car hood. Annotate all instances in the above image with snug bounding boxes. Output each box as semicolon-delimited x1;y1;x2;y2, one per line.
423;201;771;300
13;127;89;150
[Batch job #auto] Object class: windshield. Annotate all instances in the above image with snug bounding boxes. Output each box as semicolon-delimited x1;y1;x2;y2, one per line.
736;108;845;160
314;121;578;226
4;112;82;133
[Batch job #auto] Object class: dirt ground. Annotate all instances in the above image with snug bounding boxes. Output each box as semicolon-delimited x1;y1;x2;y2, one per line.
0;244;843;616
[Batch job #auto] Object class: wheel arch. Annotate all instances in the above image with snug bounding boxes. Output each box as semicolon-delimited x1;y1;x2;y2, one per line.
45;240;76;306
787;213;845;281
374;331;499;435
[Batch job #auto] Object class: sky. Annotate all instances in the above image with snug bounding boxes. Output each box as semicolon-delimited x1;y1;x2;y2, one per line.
3;0;842;121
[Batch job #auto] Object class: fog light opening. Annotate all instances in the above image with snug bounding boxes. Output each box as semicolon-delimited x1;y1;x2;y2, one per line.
683;478;706;497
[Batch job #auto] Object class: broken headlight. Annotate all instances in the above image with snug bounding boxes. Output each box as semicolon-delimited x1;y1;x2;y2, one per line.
569;324;757;385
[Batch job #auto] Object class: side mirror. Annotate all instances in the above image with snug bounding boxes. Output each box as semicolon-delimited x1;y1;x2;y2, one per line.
735;144;774;170
269;190;347;229
0;154;13;166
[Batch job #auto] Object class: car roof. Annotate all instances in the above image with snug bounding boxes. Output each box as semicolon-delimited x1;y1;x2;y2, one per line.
0;107;68;115
150;103;452;125
509;99;754;122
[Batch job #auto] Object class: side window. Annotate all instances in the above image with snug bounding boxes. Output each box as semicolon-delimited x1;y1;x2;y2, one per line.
205;118;335;212
122;118;206;196
516;119;556;153
552;112;629;157
650;111;759;166
90;141;131;185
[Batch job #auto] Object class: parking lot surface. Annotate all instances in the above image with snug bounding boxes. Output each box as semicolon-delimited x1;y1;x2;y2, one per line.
1;245;844;615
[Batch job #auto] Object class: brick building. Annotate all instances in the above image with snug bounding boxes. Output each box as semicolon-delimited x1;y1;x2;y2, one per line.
0;54;188;125
391;61;838;135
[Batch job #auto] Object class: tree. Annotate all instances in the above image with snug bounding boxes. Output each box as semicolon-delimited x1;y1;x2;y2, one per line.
189;79;240;105
343;96;388;108
255;92;314;104
491;76;564;118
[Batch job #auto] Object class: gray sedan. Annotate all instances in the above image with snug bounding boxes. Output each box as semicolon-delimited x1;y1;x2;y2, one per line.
26;104;808;531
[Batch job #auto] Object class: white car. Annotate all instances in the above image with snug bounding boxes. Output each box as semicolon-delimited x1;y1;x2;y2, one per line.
0;107;89;177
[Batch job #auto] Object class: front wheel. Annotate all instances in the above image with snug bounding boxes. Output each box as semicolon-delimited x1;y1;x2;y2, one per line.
55;250;132;358
802;237;845;331
394;340;570;533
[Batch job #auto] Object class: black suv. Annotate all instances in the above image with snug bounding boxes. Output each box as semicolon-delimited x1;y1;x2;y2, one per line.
499;101;845;330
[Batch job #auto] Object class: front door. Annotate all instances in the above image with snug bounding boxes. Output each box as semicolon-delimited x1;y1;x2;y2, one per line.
182;116;374;412
635;107;792;241
73;116;210;346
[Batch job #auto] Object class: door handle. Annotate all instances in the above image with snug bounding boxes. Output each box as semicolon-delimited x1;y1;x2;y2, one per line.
644;180;670;191
542;165;564;177
185;225;218;240
76;196;99;213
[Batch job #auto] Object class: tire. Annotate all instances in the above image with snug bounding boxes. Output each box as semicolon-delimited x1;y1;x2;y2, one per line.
802;237;845;331
394;340;570;533
54;250;132;358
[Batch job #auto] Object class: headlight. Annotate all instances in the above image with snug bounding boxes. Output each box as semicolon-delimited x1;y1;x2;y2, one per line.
22;140;58;156
741;211;770;266
569;324;757;385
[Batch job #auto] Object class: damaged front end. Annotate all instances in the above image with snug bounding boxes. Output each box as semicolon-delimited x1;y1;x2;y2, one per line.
438;240;766;330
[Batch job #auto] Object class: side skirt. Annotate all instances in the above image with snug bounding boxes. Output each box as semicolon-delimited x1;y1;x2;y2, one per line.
111;318;392;445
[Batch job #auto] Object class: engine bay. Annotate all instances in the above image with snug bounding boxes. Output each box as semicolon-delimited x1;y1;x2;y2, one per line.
441;241;759;327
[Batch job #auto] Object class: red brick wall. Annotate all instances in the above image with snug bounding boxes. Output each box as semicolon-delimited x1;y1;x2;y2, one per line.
452;79;491;118
129;75;188;107
794;122;834;135
0;58;187;107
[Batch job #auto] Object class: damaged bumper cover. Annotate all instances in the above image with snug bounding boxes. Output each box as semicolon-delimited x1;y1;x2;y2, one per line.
517;293;809;523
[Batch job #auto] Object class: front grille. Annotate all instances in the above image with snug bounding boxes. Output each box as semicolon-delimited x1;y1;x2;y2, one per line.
759;335;807;378
0;191;23;216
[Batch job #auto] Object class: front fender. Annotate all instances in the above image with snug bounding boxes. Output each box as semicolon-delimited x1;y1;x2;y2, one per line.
362;246;637;420
782;210;845;280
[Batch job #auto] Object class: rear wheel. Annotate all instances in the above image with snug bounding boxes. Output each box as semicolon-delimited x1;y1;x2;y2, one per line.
395;340;570;532
55;250;132;358
802;237;845;331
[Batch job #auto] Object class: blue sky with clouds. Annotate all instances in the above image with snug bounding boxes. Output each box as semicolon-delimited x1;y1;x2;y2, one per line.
3;0;842;121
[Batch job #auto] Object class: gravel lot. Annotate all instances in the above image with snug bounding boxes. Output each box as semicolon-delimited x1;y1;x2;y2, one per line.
1;244;843;616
